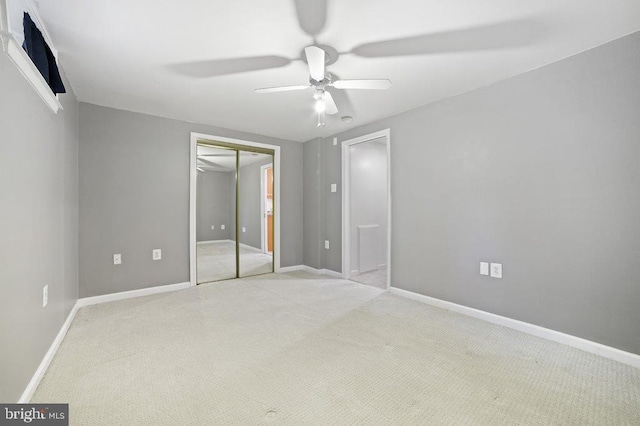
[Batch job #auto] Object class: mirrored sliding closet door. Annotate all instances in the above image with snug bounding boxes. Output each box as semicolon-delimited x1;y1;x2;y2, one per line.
195;141;274;284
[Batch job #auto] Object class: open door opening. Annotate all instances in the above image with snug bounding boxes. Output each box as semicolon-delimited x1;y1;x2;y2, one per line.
342;130;391;290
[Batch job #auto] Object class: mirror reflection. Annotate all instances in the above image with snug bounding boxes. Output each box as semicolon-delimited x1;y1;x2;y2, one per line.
196;144;237;283
239;151;274;278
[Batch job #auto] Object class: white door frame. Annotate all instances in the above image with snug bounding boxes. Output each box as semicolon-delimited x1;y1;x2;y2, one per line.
341;129;391;289
260;163;273;254
190;132;281;287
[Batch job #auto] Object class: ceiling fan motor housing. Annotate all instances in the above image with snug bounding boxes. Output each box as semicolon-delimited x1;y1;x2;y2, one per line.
311;73;332;90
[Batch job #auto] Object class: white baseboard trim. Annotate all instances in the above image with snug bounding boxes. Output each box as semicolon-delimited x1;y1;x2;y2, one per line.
18;301;80;403
239;242;265;254
389;287;640;369
78;282;191;307
197;240;267;254
302;265;343;278
197;239;232;245
20;280;192;402
277;265;304;273
277;264;342;277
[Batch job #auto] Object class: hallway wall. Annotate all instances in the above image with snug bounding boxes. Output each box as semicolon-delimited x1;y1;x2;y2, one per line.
349;139;388;273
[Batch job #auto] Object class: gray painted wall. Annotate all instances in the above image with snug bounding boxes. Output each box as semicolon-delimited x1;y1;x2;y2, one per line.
304;32;640;354
323;135;344;274
196;170;233;241
0;55;79;401
303;138;323;269
239;156;273;250
79;103;303;297
229;168;237;242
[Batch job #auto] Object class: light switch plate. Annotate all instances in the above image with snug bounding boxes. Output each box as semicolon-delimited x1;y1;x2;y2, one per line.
221;225;225;230
325;240;330;249
333;137;337;146
43;285;48;308
211;225;215;230
113;254;122;265
331;184;337;193
480;262;489;276
490;263;503;279
152;249;162;260
242;227;246;233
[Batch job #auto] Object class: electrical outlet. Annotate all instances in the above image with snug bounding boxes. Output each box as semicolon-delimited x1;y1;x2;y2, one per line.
221;225;225;230
113;254;122;265
242;227;246;233
490;263;503;279
325;240;330;250
480;262;489;276
211;225;215;230
42;285;48;308
152;249;162;260
330;184;337;193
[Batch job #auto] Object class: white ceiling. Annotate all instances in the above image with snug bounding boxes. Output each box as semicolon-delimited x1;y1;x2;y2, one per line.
197;144;270;172
39;0;640;142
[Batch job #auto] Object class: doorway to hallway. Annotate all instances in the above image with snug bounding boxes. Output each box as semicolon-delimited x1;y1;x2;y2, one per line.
341;129;391;290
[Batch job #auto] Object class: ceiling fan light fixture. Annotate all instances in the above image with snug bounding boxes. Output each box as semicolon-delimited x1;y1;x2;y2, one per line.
256;42;390;128
314;98;326;113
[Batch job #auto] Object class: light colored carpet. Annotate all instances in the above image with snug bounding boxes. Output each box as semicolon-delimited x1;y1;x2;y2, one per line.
33;272;640;425
351;266;388;289
197;241;272;283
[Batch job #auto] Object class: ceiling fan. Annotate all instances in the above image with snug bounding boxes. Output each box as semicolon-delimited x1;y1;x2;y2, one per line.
254;45;391;127
171;1;544;130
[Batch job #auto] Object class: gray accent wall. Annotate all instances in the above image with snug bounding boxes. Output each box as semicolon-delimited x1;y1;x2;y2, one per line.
79;103;303;297
0;55;79;401
196;171;233;241
304;32;640;354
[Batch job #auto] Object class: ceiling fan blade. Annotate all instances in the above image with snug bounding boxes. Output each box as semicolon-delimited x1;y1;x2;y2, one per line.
324;91;339;115
305;46;326;81
169;55;291;78
326;84;355;116
332;79;392;90
255;85;310;94
293;0;327;37
350;19;546;58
